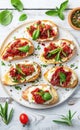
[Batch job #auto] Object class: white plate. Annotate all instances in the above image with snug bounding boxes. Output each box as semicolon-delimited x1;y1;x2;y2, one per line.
0;21;80;109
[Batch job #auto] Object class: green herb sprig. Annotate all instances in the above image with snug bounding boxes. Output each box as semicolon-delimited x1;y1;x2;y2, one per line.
45;0;69;20
53;110;76;126
0;102;14;125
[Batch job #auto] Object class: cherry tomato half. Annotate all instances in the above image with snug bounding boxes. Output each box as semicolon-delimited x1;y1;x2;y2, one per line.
19;113;29;124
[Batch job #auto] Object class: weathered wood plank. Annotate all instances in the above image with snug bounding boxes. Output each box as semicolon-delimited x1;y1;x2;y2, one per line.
0;0;80;9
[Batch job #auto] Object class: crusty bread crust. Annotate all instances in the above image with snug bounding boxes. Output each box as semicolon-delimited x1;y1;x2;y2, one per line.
44;66;78;88
1;61;41;86
26;20;58;42
1;38;34;61
40;39;76;64
22;84;59;105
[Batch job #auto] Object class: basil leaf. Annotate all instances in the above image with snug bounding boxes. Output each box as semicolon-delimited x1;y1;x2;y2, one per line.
19;14;27;21
18;45;30;52
58;11;65;20
59;72;66;84
55;51;61;61
45;10;58;16
45;0;69;21
11;0;24;11
42;92;52;101
48;48;61;57
49;48;61;54
32;29;40;40
0;10;13;26
60;0;68;12
16;65;25;75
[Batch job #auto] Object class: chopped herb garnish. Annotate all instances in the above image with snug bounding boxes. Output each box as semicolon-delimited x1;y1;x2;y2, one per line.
1;61;5;66
35;44;41;50
41;64;47;67
59;72;66;85
70;64;75;68
18;45;30;53
59;63;63;66
15;85;21;90
74;66;78;70
8;63;12;66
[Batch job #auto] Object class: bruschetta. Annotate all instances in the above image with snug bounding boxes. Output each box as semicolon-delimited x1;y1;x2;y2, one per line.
40;39;76;64
26;20;58;42
2;61;41;85
1;38;34;61
22;84;59;105
44;66;78;88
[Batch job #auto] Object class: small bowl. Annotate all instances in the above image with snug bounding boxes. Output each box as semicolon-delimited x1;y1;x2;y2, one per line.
68;7;80;30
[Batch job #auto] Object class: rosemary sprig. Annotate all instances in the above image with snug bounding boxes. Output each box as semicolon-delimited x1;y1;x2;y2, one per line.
53;110;76;126
0;102;14;125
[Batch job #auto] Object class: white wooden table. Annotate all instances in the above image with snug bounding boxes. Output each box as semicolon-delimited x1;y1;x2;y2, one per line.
0;0;80;130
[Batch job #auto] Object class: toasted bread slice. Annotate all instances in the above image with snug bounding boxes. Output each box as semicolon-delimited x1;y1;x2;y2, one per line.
22;84;59;105
40;39;76;64
44;66;78;88
1;61;41;86
1;38;34;61
26;20;58;42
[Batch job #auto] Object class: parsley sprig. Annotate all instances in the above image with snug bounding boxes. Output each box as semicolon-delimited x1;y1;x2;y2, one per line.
53;110;76;126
